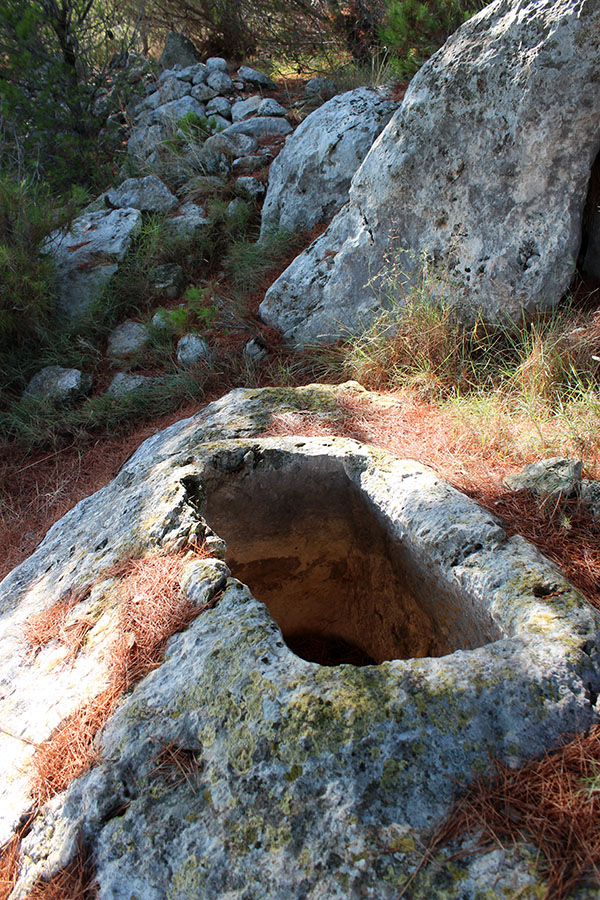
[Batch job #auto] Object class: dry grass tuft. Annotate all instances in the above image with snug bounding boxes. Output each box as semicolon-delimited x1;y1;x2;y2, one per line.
31;547;215;805
24;846;97;899
432;727;600;900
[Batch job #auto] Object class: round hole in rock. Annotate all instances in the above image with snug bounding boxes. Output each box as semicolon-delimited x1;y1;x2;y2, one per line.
203;449;502;666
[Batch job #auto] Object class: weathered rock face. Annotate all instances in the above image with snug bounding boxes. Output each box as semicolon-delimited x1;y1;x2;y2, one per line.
260;88;397;239
45;208;142;318
261;0;600;346
2;383;600;898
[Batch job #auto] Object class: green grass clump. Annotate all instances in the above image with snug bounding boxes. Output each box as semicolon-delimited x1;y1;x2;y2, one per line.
0;371;209;452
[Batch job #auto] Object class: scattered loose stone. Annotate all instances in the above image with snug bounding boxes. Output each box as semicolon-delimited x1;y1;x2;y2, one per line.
231;95;262;122
223;117;292;138
304;76;337;100
503;458;583;499
176;333;211;366
107;373;159;396
107;319;151;358
190;83;217;102
206;96;232;118
207;70;234;94
127;123;164;161
203;131;258;159
205;57;228;72
231;153;272;176
257;97;286;117
164;202;212;241
144;77;189;110
235;176;266;201
174;63;208;83
237;65;276;89
244;337;268;361
23;366;92;404
581;479;600;518
208;113;231;132
148;264;186;299
106;175;177;213
151;95;207;128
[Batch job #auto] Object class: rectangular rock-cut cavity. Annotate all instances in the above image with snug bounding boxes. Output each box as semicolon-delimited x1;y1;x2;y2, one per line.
203;450;502;665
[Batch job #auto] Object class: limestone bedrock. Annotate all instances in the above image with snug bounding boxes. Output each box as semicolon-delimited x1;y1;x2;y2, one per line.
1;383;600;899
260;0;600;345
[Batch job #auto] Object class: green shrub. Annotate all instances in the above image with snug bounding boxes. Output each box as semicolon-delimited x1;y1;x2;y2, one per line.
380;0;484;77
0;177;87;356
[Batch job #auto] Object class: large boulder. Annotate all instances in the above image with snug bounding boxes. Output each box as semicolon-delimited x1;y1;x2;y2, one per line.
260;0;600;346
260;87;397;239
45;208;142;318
1;382;600;898
159;32;202;70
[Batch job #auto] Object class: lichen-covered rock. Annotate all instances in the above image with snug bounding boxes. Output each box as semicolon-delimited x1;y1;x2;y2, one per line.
260;87;397;239
231;95;263;122
262;0;600;345
235;176;266;201
150;95;207;129
148;263;186;299
45;208;142;318
205;96;232;119
257;97;286;117
203;130;258;159
504;457;583;498
207;70;234;94
1;383;600;899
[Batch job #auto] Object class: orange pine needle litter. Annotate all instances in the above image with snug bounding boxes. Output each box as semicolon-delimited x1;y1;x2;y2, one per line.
24;847;97;900
432;727;600;900
0;832;22;900
30;548;213;805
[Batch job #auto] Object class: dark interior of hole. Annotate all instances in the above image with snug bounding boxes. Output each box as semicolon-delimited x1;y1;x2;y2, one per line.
578;148;600;280
203;453;502;666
